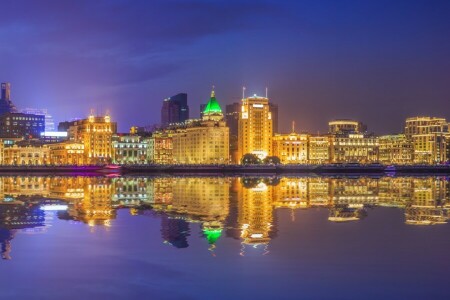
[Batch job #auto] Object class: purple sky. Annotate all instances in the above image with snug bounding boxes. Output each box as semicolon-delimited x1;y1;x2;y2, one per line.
1;0;450;133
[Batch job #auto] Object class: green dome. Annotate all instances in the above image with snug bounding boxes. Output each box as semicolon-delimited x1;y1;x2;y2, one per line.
203;228;222;244
203;90;222;115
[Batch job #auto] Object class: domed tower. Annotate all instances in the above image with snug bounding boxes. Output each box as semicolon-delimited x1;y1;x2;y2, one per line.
202;88;223;122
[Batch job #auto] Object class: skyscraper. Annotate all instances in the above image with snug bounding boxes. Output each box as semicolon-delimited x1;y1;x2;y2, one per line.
238;94;273;161
21;108;55;132
0;83;17;116
226;102;241;163
160;93;189;127
269;102;279;134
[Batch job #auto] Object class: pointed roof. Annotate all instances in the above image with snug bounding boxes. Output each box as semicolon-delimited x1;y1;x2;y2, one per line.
203;228;222;244
203;89;222;115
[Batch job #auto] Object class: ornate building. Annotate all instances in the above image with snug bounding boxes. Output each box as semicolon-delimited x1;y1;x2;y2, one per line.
172;90;229;164
148;131;173;164
112;135;150;164
68;113;117;164
48;142;85;165
272;125;309;164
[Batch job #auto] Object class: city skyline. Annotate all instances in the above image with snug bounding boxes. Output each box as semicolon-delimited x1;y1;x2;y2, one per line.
1;0;450;133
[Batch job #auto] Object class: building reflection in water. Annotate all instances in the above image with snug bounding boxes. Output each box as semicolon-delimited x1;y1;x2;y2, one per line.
0;175;449;259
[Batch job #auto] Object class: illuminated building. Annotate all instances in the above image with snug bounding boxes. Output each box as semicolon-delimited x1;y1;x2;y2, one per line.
330;133;379;163
0;113;45;138
0;83;17;115
272;123;309;164
404;117;449;164
238;178;275;245
378;134;413;164
148;131;173;164
328;119;366;134
39;131;68;143
161;93;189;127
225;102;240;163
329;119;379;163
69;113;117;164
3;143;50;165
308;135;330;164
20;108;55;132
48;142;85;165
238;94;273;161
172;90;229;164
112;135;150;164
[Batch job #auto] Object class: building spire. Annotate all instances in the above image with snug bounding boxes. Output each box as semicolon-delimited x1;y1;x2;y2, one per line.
292;120;295;133
242;86;246;99
211;85;215;98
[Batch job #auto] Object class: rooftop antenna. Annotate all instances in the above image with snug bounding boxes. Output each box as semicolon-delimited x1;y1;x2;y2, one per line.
265;87;268;98
242;86;246;99
292;120;295;133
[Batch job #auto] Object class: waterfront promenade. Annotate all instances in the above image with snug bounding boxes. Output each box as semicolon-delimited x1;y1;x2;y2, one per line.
1;164;450;174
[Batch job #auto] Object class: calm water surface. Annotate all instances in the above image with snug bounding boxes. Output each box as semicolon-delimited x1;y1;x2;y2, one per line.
1;175;450;299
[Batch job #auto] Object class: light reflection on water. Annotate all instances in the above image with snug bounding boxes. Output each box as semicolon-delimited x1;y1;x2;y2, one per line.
1;175;450;299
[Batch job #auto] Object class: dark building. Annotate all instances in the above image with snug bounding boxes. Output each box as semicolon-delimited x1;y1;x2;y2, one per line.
226;102;242;164
58;120;77;132
0;83;17;116
161;93;189;127
0;113;45;138
225;102;240;137
269;102;279;134
200;103;207;118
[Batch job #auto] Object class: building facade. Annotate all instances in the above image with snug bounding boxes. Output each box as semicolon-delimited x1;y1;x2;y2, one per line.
112;135;150;164
328;119;367;134
172;90;229;164
272;131;309;164
405;117;449;164
238;95;273;161
378;134;413;164
0;113;45;138
69;114;117;164
48;142;85;165
330;133;379;163
308;135;330;164
3;144;50;165
148;131;173;164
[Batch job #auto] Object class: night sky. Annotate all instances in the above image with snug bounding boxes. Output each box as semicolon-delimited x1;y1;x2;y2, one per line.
1;0;449;134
